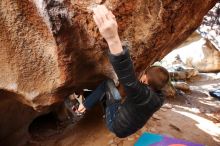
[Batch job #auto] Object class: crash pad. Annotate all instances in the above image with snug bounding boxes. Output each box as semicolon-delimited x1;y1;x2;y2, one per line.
135;132;204;146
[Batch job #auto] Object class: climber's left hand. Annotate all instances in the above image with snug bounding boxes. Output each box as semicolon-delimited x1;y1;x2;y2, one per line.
93;5;123;55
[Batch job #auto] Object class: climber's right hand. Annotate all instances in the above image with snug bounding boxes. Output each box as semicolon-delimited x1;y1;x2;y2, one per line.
93;5;123;55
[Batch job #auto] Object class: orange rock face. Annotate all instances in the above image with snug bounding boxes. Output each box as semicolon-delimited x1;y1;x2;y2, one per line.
0;0;217;143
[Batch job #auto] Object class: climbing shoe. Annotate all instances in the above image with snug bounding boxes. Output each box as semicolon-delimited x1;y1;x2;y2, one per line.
64;94;85;123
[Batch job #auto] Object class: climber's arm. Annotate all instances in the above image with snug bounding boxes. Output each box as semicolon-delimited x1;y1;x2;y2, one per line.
93;5;149;103
92;5;123;55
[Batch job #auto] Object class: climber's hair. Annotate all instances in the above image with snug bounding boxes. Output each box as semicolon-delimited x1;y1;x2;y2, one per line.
145;66;170;91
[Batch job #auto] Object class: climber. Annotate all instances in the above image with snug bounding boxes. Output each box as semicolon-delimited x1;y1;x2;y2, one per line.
65;5;169;138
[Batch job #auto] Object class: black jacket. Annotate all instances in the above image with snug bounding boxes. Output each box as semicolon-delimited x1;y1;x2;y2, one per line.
108;47;164;138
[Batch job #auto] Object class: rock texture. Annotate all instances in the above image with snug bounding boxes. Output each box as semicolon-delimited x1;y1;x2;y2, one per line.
187;39;220;72
168;65;199;81
0;90;41;145
163;32;220;72
198;2;220;51
0;0;217;143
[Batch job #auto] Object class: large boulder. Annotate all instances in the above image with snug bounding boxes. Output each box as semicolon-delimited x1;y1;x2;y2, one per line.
162;33;220;72
0;90;41;145
0;0;217;110
0;0;217;143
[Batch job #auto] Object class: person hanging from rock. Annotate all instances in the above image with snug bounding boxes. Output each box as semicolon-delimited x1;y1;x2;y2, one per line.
65;5;170;138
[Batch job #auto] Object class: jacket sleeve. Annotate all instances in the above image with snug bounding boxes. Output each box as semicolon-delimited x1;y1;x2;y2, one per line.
108;46;150;103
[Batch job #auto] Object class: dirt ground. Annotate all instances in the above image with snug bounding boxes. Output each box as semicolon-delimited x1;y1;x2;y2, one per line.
26;73;220;146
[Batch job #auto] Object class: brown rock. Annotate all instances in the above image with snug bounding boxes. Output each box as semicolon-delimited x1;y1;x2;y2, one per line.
172;81;190;91
127;136;135;141
0;0;217;143
140;126;148;134
0;0;217;109
161;108;168;112
0;90;41;146
163;33;220;73
169;123;182;132
152;114;162;120
149;127;157;133
162;103;173;109
168;65;199;80
108;139;114;145
113;137;122;144
162;83;177;98
187;40;220;73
